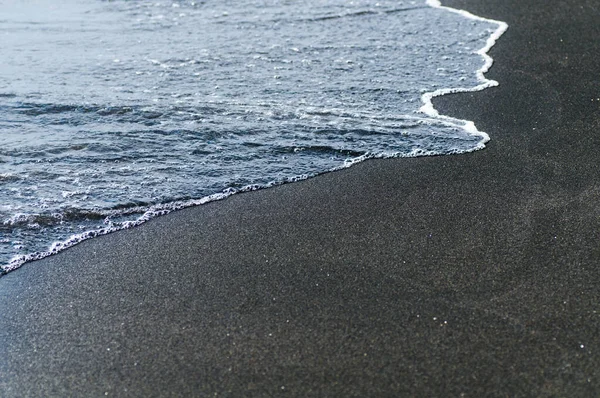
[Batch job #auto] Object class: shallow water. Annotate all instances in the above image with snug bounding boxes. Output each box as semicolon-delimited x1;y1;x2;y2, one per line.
0;0;504;273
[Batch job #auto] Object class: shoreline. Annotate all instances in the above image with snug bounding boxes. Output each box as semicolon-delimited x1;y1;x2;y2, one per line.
2;0;600;396
1;0;507;277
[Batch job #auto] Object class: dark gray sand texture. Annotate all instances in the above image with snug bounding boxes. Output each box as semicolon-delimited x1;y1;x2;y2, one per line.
2;0;600;396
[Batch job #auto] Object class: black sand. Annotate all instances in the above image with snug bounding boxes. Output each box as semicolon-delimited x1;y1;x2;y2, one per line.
2;0;600;396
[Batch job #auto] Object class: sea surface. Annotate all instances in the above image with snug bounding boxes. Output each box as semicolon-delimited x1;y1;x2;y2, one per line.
0;0;506;273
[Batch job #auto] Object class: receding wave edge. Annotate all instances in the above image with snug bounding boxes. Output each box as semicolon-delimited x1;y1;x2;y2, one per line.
1;0;508;277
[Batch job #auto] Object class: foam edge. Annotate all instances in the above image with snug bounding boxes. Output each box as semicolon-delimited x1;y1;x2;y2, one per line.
421;0;508;145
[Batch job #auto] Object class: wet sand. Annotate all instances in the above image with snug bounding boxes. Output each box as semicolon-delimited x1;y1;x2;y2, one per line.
2;0;600;396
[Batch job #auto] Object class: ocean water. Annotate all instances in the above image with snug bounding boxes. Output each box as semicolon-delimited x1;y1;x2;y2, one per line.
0;0;506;274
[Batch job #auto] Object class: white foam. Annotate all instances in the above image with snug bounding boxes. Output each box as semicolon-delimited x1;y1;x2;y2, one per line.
421;0;508;146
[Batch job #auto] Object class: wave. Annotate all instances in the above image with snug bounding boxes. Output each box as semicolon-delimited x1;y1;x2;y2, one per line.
0;0;508;277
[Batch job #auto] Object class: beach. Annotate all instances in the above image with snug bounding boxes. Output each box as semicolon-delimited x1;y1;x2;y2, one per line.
2;0;600;396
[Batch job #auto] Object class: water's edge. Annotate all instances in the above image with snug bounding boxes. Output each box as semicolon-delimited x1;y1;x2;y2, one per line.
0;1;508;277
